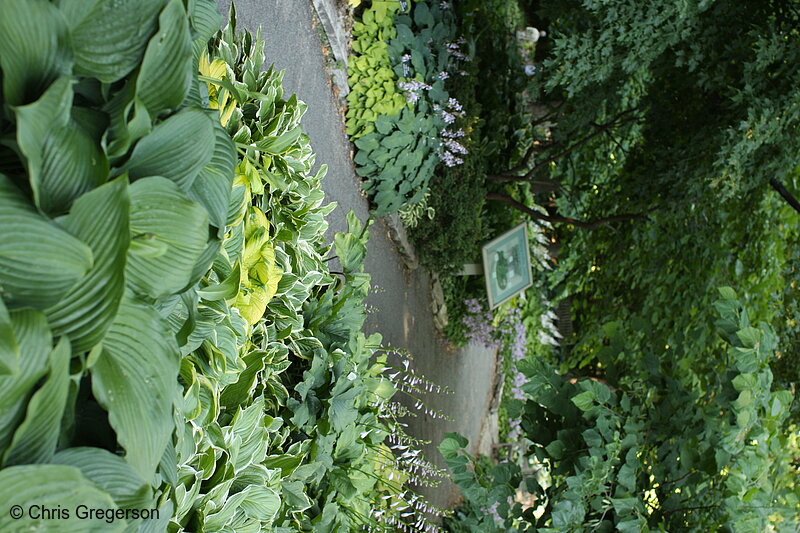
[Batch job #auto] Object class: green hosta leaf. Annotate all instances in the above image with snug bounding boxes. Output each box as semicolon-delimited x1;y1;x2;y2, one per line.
52;447;153;509
57;0;166;82
136;0;193;116
124;108;215;190
188;118;236;231
0;465;123;532
3;337;70;466
0;300;16;375
45;177;129;353
0;0;72;106
126;177;209;299
282;480;312;512
14;75;108;214
189;0;222;43
103;81;153;161
0;176;93;310
0;310;51;453
92;293;180;480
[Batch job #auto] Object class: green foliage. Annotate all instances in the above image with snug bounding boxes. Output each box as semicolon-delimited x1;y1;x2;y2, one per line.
346;1;406;138
439;433;522;533
0;3;447;531
0;1;227;527
349;0;469;215
446;294;800;532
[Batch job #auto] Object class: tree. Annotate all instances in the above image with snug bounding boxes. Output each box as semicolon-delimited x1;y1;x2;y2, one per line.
487;0;800;229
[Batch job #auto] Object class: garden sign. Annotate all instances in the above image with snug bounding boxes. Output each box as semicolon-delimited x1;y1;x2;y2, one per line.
481;223;533;308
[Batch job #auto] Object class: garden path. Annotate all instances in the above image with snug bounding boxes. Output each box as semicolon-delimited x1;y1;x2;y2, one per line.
215;0;497;510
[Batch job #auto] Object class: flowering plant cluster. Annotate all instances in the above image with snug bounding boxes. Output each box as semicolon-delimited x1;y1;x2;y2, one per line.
348;0;476;216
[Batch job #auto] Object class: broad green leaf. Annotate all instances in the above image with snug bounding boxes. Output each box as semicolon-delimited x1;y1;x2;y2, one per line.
126;177;209;299
0;0;72;106
0;175;93;310
124;108;215;190
189;0;223;43
571;390;595;411
0;465;123;532
57;0;167;82
333;232;367;273
0;298;18;375
52;447;153;509
3;337;70;466
13;77;105;214
103;81;153;161
188;118;236;230
136;0;193;116
46;177;129;353
92;293;180;480
0;310;51;453
282;480;312;512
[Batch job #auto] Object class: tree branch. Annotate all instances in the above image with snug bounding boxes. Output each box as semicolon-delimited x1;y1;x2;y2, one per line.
769;178;800;214
486;192;646;229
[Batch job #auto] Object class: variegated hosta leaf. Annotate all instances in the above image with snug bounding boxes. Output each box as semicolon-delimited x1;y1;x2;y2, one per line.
124;107;215;190
3;337;70;466
235;207;282;325
126;176;209;299
0;176;93;310
91;293;181;481
0;465;123;532
45;177;129;354
0;0;72;106
136;0;193;116
57;0;167;83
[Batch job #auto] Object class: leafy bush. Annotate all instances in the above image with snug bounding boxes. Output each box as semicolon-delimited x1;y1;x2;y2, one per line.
0;2;449;531
444;292;800;532
349;0;470;215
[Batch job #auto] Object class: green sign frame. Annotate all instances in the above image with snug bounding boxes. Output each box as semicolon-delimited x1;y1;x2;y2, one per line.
481;223;533;309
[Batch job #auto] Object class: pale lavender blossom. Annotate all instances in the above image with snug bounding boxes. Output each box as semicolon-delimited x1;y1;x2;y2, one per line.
437;71;450;80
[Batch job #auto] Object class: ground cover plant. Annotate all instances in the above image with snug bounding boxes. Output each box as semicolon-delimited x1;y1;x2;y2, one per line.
0;1;448;531
348;0;471;215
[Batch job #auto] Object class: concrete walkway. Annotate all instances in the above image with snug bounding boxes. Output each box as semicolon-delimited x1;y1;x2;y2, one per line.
215;0;497;510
